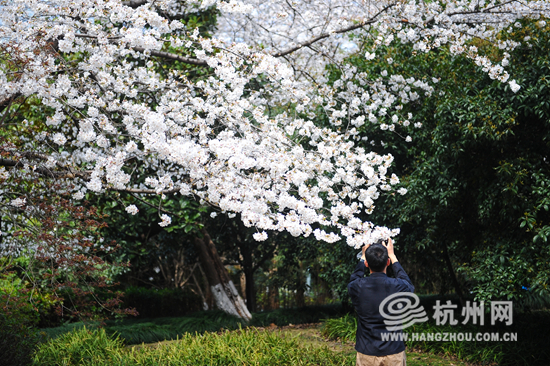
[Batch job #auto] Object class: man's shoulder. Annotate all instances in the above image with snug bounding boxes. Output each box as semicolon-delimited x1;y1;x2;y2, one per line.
385;275;415;292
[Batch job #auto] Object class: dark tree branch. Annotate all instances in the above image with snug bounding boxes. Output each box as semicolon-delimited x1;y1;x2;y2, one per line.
0;93;21;115
0;157;87;178
120;187;180;195
272;3;396;58
133;47;208;66
72;4;397;67
122;0;148;8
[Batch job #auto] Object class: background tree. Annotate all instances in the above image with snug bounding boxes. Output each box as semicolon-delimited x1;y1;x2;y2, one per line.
325;16;550;304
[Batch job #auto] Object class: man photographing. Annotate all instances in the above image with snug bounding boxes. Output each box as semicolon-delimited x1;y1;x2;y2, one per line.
347;238;415;366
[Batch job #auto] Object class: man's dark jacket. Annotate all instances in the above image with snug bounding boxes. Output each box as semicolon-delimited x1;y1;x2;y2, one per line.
347;260;414;356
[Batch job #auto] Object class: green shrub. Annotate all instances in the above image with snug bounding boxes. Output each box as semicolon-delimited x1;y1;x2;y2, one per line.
34;326;354;365
321;314;356;342
0;267;59;327
34;327;124;366
0;314;41;366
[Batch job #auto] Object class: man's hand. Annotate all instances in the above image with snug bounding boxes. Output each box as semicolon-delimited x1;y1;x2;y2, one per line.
383;238;398;264
361;243;370;261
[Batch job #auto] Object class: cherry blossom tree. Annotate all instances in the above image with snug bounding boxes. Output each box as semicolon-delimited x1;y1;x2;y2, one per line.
1;0;549;318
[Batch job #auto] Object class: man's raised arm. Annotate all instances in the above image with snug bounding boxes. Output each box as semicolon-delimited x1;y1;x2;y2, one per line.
384;239;414;293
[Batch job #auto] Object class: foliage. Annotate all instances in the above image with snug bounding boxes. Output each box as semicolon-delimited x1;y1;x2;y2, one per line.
321;314;357;343
0;96;133;323
0;313;42;366
0;258;59;326
34;327;124;366
34;326;354;366
324;17;550;301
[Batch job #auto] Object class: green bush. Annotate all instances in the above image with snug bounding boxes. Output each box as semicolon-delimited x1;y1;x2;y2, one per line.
34;327;124;366
0;267;59;327
0;314;41;366
34;326;354;365
321;314;356;343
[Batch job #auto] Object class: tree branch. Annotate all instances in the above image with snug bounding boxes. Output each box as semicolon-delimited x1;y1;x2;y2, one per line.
73;5;398;67
119;187;180;195
272;3;396;58
121;0;148;8
0;93;21;115
132;47;208;66
0;157;90;179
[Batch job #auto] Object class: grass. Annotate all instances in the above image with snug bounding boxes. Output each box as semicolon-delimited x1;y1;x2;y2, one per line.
33;304;466;366
34;326;355;366
321;314;357;343
34;323;467;366
37;303;550;365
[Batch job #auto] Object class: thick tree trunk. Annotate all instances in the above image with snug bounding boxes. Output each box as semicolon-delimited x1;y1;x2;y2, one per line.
193;229;252;321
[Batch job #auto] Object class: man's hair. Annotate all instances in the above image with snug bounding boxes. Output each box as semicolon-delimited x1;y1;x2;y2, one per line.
365;241;388;272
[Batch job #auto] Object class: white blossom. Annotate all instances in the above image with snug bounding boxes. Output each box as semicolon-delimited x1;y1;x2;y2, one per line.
73;191;85;200
0;0;545;251
509;80;521;93
52;133;67;146
10;198;26;208
125;205;139;215
253;231;268;241
159;214;172;227
0;167;9;180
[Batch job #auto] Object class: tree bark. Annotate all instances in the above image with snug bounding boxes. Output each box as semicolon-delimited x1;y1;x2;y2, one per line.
193;228;252;321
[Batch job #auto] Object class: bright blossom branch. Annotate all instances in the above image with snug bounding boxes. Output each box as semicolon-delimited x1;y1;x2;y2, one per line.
0;0;548;250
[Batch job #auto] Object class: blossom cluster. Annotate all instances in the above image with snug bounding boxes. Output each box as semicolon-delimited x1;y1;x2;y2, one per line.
1;0;548;248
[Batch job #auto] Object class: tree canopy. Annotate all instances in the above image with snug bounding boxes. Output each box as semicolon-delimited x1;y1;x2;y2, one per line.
2;0;550;315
